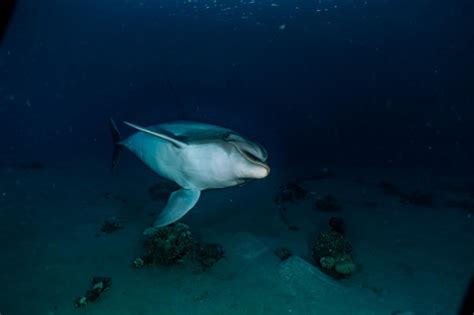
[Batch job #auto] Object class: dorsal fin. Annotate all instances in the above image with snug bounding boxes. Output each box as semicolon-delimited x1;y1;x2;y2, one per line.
123;121;187;148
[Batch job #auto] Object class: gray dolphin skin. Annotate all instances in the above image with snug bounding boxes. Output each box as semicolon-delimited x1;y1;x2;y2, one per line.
110;119;270;235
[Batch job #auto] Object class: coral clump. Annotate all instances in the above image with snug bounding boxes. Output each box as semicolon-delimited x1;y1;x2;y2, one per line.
144;223;194;265
311;230;356;277
312;231;351;259
134;224;224;269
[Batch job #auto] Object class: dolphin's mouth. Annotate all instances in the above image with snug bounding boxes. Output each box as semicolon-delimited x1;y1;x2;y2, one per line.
232;143;270;174
242;150;262;163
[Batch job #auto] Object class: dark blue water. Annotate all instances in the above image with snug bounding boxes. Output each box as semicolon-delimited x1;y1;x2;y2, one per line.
1;0;473;172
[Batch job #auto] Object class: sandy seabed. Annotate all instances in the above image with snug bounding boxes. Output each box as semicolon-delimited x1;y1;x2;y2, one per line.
1;160;473;315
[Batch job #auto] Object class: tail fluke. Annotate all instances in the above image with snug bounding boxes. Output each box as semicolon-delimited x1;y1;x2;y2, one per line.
109;118;123;170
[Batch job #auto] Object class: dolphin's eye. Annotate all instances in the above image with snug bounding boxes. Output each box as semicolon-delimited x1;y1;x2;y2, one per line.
223;133;232;141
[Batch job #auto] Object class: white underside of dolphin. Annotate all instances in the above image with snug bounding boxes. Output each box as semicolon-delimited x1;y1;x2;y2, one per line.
110;119;270;235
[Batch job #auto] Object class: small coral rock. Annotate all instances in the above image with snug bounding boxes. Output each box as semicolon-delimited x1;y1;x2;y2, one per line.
132;257;145;268
74;296;87;308
319;256;335;269
334;260;356;275
74;277;112;308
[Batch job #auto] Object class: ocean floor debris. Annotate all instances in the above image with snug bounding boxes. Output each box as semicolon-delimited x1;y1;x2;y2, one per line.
74;277;112;308
100;217;123;234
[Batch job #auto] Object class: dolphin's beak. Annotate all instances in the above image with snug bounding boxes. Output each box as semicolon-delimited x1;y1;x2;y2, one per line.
262;163;271;177
257;160;270;176
239;146;270;177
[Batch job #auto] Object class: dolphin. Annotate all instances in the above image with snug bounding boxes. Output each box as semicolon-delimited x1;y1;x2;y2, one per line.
110;119;270;235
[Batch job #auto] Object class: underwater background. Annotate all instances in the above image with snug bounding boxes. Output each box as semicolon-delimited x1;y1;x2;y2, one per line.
1;0;473;314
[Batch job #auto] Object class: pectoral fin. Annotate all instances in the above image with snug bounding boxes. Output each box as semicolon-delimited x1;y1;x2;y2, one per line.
143;188;201;236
